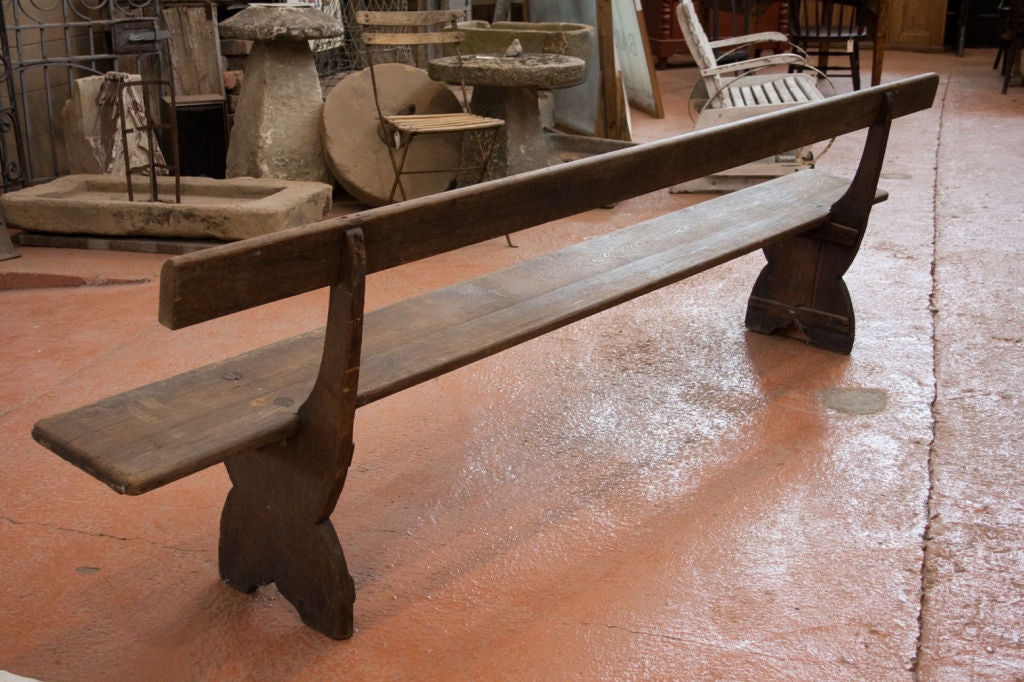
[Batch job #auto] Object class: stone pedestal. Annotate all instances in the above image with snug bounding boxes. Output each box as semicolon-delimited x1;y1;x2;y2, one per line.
226;40;328;182
220;6;344;183
428;53;586;178
469;85;550;176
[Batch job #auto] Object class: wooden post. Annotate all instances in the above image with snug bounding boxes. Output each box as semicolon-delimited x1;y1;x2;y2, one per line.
494;0;513;21
872;0;890;85
596;0;630;140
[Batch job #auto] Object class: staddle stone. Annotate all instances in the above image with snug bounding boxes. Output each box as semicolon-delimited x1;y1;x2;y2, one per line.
221;6;343;183
219;4;345;42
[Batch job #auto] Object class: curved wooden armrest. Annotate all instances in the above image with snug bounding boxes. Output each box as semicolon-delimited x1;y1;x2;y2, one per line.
708;31;790;50
700;52;809;78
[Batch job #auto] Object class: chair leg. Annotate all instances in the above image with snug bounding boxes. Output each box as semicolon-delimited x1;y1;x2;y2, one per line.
1001;33;1019;93
386;141;413;203
850;43;861;91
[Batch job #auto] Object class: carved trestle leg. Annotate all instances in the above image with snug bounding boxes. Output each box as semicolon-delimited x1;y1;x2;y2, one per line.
745;92;896;354
219;228;367;640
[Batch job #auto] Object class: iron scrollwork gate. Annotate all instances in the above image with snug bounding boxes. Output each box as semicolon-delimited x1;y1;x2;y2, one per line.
0;0;164;192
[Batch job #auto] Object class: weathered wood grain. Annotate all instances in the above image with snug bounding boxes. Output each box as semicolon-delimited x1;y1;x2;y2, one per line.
159;74;938;330
162;5;224;97
34;170;883;495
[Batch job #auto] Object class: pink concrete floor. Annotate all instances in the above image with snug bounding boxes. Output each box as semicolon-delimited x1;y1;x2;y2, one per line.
1;49;1021;680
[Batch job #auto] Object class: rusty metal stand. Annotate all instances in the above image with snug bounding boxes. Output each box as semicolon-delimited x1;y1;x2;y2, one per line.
107;17;179;203
114;75;181;203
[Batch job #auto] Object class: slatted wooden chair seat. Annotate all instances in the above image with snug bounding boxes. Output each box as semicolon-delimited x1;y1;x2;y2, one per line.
384;111;503;135
715;74;823;107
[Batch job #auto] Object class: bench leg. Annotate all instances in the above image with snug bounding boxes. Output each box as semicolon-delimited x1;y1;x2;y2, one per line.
219;228;367;639
220;441;356;639
745;92;896;355
744;234;857;354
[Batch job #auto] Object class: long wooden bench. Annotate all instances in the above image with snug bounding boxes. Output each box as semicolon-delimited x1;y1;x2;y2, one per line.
33;74;938;640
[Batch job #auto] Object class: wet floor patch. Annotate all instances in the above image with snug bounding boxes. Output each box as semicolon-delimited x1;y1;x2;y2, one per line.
819;387;889;415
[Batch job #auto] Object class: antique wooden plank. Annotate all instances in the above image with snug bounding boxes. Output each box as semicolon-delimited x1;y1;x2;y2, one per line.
162;4;225;97
361;31;463;45
159;73;938;330
356;10;465;26
37;170;882;495
355;170;885;403
32;332;321;494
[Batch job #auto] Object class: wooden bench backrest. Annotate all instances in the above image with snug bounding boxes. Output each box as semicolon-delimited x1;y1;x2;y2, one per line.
159;74;938;331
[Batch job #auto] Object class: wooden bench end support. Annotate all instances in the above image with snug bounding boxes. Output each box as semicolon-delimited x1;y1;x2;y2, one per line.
744;92;897;355
217;229;366;640
219;444;357;640
745;275;856;354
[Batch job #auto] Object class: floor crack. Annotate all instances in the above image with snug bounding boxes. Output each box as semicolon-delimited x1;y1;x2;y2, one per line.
911;66;951;680
1;514;207;554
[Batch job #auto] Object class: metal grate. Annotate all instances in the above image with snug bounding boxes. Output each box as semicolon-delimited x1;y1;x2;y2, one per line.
314;0;410;88
0;0;166;191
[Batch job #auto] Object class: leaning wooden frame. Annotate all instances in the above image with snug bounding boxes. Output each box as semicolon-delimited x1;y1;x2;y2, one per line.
33;75;939;640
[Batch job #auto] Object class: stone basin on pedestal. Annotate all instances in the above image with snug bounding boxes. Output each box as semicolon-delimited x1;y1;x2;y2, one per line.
440;20;635;170
454;21;594;63
428;53;586;177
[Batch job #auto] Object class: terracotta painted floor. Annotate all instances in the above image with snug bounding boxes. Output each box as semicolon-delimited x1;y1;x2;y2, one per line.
1;50;1022;681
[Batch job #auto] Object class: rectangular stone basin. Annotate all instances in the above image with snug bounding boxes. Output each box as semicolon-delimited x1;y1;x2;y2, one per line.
1;174;333;241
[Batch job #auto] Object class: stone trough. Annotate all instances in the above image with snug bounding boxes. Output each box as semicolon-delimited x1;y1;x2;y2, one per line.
1;174;332;242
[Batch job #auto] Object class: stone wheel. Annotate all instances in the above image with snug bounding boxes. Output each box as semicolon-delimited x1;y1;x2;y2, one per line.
322;63;464;206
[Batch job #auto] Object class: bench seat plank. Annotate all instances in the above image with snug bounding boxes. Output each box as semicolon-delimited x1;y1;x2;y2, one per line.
33;333;323;494
33;170;883;495
357;170;879;403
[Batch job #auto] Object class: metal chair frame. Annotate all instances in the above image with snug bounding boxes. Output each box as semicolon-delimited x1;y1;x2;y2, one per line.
677;0;819;118
355;10;505;203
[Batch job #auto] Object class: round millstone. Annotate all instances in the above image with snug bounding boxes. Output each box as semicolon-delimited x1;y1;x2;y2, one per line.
321;64;464;206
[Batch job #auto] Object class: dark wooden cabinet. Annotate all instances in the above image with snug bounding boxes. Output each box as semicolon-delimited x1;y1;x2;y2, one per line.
641;0;689;69
640;0;787;68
